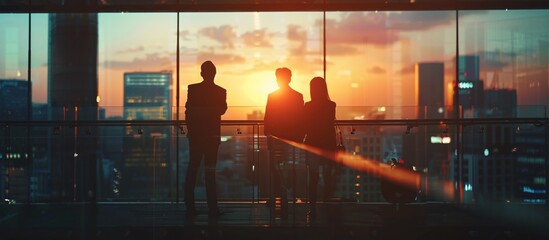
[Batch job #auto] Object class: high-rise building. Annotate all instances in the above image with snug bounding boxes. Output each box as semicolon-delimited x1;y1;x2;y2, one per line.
48;13;98;201
0;79;29;201
122;72;172;200
0;79;28;120
459;55;480;82
405;62;451;200
415;62;445;119
455;55;483;118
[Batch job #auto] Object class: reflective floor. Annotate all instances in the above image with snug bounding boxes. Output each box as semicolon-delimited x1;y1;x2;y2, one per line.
1;201;548;240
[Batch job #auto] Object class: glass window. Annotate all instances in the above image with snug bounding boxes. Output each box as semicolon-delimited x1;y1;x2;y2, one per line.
326;11;457;120
178;12;324;120
99;12;177;119
459;10;549;118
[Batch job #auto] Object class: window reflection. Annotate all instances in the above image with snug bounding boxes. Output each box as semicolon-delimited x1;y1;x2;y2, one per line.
0;10;547;204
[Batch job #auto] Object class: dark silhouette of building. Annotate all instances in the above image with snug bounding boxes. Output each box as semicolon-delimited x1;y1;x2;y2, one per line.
48;13;98;201
0;79;29;120
402;62;451;200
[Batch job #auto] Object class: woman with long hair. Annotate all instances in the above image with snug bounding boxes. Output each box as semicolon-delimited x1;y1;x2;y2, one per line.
303;76;337;218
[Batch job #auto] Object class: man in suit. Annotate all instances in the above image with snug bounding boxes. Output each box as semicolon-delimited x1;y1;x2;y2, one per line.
184;60;227;218
264;67;305;219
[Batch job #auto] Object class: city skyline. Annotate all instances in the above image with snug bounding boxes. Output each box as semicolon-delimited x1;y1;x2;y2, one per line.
2;10;549;120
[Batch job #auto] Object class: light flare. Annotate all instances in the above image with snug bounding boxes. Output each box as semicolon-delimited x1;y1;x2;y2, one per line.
272;136;455;200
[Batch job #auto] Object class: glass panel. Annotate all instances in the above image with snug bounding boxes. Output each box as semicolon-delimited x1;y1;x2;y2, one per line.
326;11;457;120
30;14;48;116
30;126;50;202
178;12;324;120
2;126;30;203
0;13;29;119
461;123;547;204
458;10;549;118
98;12;177;119
0;14;29;203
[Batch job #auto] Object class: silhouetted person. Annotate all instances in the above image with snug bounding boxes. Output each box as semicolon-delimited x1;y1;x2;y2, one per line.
264;67;305;219
303;76;337;218
184;60;227;218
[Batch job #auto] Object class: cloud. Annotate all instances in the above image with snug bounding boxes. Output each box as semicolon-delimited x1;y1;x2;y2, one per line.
178;30;191;41
115;46;145;54
326;44;359;56
241;29;273;48
198;25;236;49
369;66;386;74
101;53;173;70
324;11;457;46
387;11;456;31
288;24;306;42
287;25;308;56
197;52;245;65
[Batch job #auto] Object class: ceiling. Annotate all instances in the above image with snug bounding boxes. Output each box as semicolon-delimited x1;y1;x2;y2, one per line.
2;0;549;13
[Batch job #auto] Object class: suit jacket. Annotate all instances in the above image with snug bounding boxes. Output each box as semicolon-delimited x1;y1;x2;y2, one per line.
264;87;305;142
185;81;227;141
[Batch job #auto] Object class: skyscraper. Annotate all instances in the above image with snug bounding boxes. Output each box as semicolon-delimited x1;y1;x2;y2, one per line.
0;79;29;201
48;13;98;201
404;62;450;200
122;72;173;200
458;55;480;82
415;62;445;119
455;55;483;118
0;79;28;120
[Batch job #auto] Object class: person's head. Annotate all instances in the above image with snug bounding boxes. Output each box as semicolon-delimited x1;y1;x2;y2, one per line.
275;67;292;88
310;76;330;101
201;60;216;82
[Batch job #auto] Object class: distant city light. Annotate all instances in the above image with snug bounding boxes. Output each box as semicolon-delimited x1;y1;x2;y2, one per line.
484;148;490;157
442;136;451;144
431;136;442;144
522;186;546;194
458;82;474;89
431;136;451;144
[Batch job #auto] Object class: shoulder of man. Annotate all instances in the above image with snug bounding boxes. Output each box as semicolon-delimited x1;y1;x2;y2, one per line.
214;84;226;92
188;83;200;90
291;88;303;97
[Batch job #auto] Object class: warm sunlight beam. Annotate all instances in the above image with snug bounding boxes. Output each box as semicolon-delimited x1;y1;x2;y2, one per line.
273;136;455;201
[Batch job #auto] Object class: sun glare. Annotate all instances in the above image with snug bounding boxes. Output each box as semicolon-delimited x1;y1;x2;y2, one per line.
240;72;279;106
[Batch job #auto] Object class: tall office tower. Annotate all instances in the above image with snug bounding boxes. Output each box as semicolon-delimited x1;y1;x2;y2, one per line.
455;55;483;118
31;103;51;201
415;62;445;119
0;79;28;120
0;79;29;201
122;72;172;200
473;89;520;202
48;13;98;201
458;55;480;82
403;62;450;200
